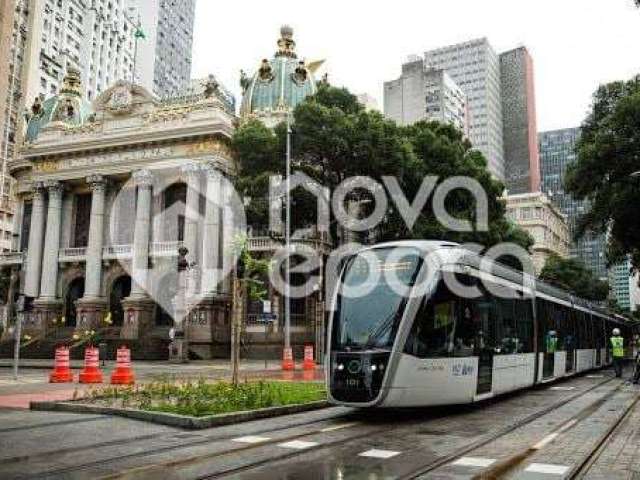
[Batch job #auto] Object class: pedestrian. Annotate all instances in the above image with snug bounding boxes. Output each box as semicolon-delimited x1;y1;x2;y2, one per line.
610;328;624;378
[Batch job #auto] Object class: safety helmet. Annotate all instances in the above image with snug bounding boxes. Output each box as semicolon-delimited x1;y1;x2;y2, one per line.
613;328;621;336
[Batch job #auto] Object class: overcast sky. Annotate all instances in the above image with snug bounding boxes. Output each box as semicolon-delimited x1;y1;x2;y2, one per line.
191;0;640;132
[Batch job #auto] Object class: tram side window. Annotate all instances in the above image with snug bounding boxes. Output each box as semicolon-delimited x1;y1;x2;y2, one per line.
403;277;535;358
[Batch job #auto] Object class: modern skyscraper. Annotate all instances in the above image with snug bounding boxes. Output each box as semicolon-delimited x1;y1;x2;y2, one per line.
128;0;196;98
500;47;540;194
384;57;468;134
609;258;640;312
423;38;505;180
539;128;608;280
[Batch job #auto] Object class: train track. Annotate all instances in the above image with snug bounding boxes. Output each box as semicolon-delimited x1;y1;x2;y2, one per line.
396;375;617;479
568;386;640;479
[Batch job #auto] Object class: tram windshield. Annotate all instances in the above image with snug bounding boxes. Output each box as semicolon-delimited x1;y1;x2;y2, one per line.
332;247;422;351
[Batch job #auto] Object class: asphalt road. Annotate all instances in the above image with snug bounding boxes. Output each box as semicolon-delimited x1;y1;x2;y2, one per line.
0;370;638;480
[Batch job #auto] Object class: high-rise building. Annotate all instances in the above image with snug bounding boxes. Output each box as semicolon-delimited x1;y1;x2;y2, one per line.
356;93;379;112
500;47;540;194
128;0;196;98
609;258;640;312
19;0;138;107
424;38;505;180
504;192;570;274
384;57;468;134
539;128;608;280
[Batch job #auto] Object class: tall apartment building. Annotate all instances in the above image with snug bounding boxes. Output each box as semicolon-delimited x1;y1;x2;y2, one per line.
384;57;468;134
539;128;608;280
128;0;196;98
609;259;640;312
504;192;570;275
423;38;505;180
500;47;540;194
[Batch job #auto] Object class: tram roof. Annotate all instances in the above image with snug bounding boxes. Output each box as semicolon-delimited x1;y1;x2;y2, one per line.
360;240;632;326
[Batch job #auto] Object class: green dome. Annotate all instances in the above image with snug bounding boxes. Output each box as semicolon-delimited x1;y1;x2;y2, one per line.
240;26;318;122
25;69;93;142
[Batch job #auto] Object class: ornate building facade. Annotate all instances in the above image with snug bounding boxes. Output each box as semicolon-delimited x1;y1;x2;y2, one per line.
0;69;239;358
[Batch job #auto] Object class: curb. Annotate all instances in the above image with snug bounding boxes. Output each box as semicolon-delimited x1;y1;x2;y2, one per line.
30;399;330;429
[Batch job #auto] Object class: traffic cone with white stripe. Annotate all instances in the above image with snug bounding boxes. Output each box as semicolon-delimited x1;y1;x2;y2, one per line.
110;346;135;385
79;346;103;383
49;347;74;383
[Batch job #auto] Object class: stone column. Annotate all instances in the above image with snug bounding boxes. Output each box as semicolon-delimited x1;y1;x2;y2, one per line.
24;183;46;298
76;175;108;330
182;163;201;265
201;165;222;295
130;170;153;298
84;175;107;299
38;181;63;300
121;169;154;340
33;181;64;333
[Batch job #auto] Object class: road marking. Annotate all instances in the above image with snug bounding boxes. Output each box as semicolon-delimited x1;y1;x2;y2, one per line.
278;440;319;450
358;449;401;459
587;375;604;378
524;463;570;475
550;386;575;391
320;422;360;432
451;457;496;468
232;435;271;444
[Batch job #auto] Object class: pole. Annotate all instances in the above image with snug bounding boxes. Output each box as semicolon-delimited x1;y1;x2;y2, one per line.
284;115;292;351
13;296;25;381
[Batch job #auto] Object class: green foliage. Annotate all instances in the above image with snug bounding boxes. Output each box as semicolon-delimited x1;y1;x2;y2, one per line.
539;254;610;301
232;83;534;254
232;235;271;301
90;380;326;417
565;76;640;271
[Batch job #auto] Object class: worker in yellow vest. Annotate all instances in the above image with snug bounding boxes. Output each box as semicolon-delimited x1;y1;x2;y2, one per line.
610;328;624;378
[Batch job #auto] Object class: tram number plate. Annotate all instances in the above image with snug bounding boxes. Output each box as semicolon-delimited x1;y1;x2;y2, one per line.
345;378;361;388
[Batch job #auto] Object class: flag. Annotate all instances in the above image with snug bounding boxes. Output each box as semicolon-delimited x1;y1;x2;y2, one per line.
134;22;146;40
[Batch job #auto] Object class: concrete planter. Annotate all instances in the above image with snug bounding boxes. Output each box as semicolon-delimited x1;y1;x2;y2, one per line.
30;399;329;430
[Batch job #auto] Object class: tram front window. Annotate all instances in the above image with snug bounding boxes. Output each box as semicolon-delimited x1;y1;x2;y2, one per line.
332;248;422;351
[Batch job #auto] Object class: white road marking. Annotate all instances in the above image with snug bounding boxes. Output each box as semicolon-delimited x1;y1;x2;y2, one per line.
524;463;570;475
451;457;496;468
278;440;319;450
587;375;604;378
358;449;401;459
320;422;360;432
550;386;575;391
232;435;271;444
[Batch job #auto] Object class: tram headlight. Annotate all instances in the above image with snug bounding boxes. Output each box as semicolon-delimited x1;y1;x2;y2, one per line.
337;363;344;371
379;363;385;371
371;364;377;372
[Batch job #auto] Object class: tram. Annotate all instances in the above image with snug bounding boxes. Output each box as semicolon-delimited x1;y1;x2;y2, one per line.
327;241;633;407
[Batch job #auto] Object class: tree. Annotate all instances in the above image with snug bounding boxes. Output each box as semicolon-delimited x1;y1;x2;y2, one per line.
565;76;640;272
539;254;609;301
232;83;533;254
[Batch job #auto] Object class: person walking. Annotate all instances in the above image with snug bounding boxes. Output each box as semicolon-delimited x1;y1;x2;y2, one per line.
610;328;624;378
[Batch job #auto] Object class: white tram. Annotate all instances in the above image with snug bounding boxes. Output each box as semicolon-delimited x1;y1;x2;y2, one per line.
327;241;632;407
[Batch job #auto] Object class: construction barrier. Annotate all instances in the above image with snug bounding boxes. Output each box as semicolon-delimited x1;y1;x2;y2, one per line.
79;347;103;384
303;344;315;371
282;347;294;371
110;346;135;385
49;347;74;383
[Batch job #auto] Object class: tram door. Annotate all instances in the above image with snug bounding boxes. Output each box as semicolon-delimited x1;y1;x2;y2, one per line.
476;348;493;394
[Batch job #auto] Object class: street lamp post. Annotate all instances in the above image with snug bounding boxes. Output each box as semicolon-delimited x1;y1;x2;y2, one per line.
282;114;293;369
170;246;192;363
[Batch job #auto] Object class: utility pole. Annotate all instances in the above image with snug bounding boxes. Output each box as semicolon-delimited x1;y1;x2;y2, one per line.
283;114;292;367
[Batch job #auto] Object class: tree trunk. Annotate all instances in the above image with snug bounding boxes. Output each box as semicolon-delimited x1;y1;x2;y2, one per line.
231;271;243;386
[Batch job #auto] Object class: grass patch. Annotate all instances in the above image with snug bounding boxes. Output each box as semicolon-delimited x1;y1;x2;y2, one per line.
84;380;326;417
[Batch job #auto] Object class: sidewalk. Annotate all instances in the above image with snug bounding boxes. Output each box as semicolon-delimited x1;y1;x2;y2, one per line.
0;358;325;409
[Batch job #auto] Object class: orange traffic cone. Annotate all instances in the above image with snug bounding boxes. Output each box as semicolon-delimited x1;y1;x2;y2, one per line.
110;346;135;385
282;347;295;371
302;344;315;371
49;347;74;383
79;347;103;383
